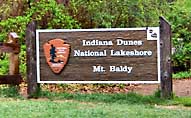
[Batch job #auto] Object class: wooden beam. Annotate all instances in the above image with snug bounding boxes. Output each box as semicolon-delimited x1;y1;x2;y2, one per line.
0;75;22;85
0;32;22;86
0;43;20;54
26;21;40;98
160;16;173;99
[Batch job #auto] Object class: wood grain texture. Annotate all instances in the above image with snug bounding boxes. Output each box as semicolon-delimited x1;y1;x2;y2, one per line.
38;30;159;82
160;17;173;99
0;43;20;53
0;75;22;85
26;21;40;97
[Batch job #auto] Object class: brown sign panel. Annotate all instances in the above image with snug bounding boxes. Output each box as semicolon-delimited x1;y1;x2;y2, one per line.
36;28;160;83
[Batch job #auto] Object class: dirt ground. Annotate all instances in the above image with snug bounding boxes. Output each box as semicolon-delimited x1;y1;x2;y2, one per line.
133;79;191;97
20;79;191;97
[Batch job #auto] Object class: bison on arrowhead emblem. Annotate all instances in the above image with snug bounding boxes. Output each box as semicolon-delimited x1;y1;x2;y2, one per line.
43;39;70;74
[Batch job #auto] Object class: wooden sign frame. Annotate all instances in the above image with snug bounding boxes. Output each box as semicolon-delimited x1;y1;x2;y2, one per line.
36;28;161;84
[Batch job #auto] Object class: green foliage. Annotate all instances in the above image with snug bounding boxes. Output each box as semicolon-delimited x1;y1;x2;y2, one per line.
173;71;191;79
0;0;14;20
38;91;163;105
26;0;79;29
166;0;191;70
0;55;9;75
0;0;79;76
0;45;26;75
0;85;20;98
0;16;30;42
68;0;190;71
34;90;191;108
154;89;161;98
0;0;79;43
19;45;27;76
69;0;169;28
173;96;191;107
0;44;26;76
0;0;190;75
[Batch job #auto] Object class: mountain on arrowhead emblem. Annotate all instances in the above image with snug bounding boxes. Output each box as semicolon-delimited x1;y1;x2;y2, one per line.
43;39;70;74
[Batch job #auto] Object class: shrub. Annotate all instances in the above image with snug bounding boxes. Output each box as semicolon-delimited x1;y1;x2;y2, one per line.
0;0;80;75
167;1;191;71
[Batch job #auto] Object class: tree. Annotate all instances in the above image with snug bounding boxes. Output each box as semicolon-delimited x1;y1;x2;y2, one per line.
68;0;169;28
166;1;191;71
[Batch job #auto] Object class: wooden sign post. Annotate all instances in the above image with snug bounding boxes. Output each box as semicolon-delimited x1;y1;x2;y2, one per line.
0;32;22;85
8;32;20;75
27;18;172;99
160;17;172;99
26;21;40;98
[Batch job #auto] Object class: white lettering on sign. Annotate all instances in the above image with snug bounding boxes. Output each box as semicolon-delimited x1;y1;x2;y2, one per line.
73;49;153;57
82;40;113;46
110;66;133;73
36;28;161;84
93;66;106;72
74;50;107;56
110;50;152;56
116;39;143;46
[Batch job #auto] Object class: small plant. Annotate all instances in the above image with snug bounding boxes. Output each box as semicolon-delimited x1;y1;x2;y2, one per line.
0;85;20;98
154;89;161;98
173;71;191;79
173;96;191;107
0;55;9;75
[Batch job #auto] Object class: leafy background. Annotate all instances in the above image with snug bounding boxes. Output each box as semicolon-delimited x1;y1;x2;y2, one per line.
0;0;190;77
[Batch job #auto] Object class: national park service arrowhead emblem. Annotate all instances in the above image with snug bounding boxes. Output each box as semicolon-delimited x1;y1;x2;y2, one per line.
43;39;70;74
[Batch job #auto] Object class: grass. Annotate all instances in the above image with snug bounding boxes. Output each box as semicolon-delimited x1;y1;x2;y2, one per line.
38;90;191;107
0;97;191;118
0;85;21;98
39;91;163;104
0;87;191;118
173;71;191;79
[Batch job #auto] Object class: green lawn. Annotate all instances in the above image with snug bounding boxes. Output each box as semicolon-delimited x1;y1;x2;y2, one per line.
0;86;191;118
0;98;191;118
0;89;191;118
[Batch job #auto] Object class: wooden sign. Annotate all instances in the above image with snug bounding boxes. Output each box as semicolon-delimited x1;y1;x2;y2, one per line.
36;28;160;83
